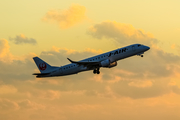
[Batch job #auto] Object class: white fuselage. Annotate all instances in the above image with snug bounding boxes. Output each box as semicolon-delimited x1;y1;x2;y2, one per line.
39;44;150;77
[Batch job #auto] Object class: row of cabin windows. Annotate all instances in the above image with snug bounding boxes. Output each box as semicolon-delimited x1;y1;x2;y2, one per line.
89;54;108;62
63;64;76;70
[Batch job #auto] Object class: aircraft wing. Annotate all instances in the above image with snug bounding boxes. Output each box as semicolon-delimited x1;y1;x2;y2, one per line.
67;58;100;67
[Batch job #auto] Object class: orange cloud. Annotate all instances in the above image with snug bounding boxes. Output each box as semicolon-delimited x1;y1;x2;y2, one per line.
0;39;13;63
0;99;19;113
171;44;176;49
87;21;157;46
0;85;17;94
0;39;37;63
68;104;100;113
128;80;153;88
40;90;61;100
1;36;180;120
43;4;86;29
18;99;45;110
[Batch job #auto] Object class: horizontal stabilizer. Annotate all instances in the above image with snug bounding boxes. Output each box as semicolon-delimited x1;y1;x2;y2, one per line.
32;73;50;75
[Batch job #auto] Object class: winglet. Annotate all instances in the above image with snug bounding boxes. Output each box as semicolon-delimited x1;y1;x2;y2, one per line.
67;58;75;63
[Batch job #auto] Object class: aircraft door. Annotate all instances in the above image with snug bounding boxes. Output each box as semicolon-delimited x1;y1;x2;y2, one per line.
132;45;136;51
58;68;63;75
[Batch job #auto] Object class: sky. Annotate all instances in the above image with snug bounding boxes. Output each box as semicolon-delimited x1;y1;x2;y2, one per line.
0;0;180;120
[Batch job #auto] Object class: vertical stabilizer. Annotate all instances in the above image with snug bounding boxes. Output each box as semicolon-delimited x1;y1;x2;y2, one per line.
33;57;58;73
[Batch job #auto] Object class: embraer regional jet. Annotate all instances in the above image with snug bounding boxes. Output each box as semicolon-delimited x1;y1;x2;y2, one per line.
33;44;150;78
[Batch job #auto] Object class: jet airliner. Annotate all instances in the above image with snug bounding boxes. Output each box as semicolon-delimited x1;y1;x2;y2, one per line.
33;44;150;78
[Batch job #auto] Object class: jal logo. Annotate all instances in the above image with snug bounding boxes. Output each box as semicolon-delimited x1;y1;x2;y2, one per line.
39;63;47;71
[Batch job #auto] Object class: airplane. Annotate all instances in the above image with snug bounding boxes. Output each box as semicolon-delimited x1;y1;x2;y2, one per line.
33;44;150;78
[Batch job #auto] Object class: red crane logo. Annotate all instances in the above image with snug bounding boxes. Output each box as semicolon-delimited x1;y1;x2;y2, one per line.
39;63;47;71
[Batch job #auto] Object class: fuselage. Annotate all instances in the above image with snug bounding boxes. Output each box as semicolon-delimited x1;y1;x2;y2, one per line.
36;44;150;77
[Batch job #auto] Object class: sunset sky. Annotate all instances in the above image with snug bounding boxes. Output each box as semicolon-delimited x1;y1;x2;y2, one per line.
1;0;180;120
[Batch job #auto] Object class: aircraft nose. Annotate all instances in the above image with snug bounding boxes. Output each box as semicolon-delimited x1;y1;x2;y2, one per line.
145;46;150;50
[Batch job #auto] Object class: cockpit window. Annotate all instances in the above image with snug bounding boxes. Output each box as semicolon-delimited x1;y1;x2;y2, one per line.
138;44;141;47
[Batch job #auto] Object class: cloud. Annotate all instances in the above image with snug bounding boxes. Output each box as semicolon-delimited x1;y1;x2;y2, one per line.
18;99;45;110
1;38;180;120
9;34;37;45
0;39;37;82
42;4;86;29
0;85;17;94
68;104;100;113
39;46;103;66
87;21;157;46
0;39;10;57
0;41;179;100
171;44;176;49
0;99;19;112
0;54;179;120
128;80;153;88
32;46;180;100
0;39;13;62
39;45;177;79
33;90;61;100
43;90;61;100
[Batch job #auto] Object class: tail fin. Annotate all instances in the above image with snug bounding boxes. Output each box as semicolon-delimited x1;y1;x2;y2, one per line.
33;57;58;73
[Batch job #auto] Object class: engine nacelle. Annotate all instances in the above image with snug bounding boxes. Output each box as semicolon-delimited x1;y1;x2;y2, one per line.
100;59;117;68
108;61;117;68
100;59;110;67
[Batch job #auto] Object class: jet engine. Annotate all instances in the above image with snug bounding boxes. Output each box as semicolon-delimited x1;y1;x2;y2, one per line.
108;61;117;68
100;59;117;68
